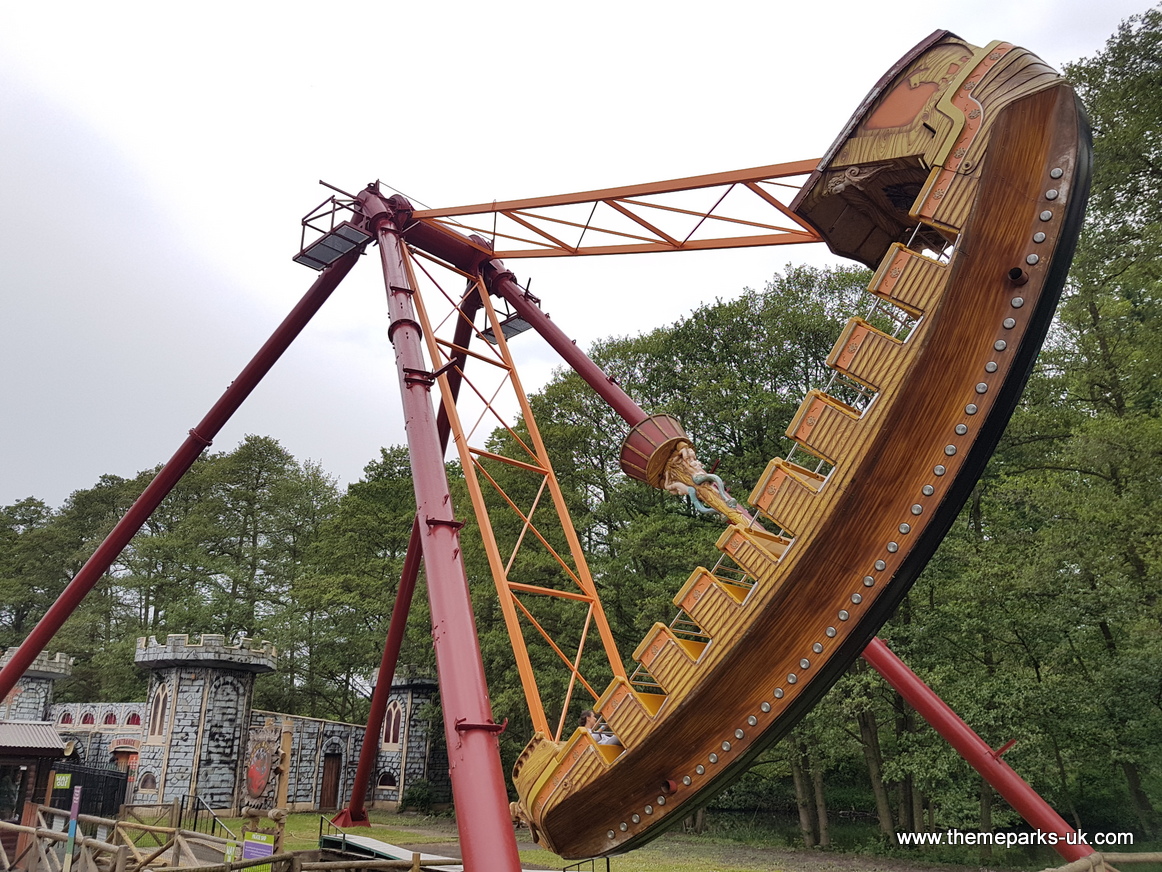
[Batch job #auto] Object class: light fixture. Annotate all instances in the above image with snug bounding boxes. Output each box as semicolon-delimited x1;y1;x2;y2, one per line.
482;314;533;344
293;221;373;270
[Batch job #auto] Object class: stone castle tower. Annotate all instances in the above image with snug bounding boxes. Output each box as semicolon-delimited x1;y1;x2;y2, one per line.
133;634;275;811
0;649;72;721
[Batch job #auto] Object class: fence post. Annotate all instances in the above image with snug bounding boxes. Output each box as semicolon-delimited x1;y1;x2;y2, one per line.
113;843;129;872
172;798;182;830
411;851;420;872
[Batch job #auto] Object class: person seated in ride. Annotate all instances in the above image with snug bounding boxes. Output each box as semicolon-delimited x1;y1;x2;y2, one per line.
580;709;621;745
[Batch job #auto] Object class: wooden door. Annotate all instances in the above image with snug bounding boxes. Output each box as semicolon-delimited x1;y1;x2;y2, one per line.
320;753;341;810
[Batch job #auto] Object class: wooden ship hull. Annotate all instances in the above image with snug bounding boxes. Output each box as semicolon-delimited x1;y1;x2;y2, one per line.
511;31;1091;859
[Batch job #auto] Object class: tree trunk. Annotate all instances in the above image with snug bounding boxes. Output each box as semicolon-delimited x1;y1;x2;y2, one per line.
1121;760;1157;835
979;777;993;859
857;708;896;843
894;696;915;832
1052;738;1084;830
790;743;817;847
683;808;706;834
898;776;914;833
812;766;830;847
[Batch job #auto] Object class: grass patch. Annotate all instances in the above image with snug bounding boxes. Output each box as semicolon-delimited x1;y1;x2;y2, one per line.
544;833;786;872
212;811;461;853
210;810;1162;872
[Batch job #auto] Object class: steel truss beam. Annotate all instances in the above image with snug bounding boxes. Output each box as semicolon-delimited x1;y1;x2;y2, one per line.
411;159;821;260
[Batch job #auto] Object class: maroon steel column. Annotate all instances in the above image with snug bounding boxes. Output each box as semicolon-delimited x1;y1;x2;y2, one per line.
862;638;1092;860
482;260;649;429
371;197;521;872
332;517;423;827
0;250;362;701
334;289;482;827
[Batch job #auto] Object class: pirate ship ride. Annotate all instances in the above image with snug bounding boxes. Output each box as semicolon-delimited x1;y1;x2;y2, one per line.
506;30;1090;857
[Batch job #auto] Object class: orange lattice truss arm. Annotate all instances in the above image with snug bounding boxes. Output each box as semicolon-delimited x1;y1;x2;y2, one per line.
410;159;822;260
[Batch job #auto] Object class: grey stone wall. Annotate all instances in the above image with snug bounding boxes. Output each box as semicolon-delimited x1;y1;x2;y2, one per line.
0;651;71;721
52;701;145;730
33;635;449;814
242;678;449;813
196;672;254;807
127;635;274;808
51;701;146;768
244;713;364;812
134;634;276;672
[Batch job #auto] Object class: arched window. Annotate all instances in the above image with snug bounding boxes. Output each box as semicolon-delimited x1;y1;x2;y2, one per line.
148;684;169;737
383;700;402;746
376;770;397;789
58;712;73;725
126;712;141;726
138;772;157;791
103;712;117;725
80;712;95;725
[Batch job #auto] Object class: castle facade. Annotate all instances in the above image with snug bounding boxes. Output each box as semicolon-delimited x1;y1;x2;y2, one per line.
0;634;449;814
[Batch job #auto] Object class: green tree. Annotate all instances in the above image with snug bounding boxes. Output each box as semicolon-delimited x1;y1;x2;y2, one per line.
269;446;427;721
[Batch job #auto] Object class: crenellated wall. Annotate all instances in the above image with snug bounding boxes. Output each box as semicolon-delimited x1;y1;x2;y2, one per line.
0;650;71;721
25;635;449;813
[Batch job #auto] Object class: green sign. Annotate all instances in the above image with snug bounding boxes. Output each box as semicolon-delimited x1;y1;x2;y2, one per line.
53;773;71;789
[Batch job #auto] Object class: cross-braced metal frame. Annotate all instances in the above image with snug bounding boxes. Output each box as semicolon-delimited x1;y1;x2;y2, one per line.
403;248;627;741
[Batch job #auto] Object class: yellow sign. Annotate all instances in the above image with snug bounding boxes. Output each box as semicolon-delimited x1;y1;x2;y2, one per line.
53;773;71;789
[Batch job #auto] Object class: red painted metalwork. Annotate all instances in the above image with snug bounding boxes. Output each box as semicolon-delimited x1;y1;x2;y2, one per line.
334;289;483;827
0;250;363;703
330;517;422;828
862;637;1092;861
367;191;521;872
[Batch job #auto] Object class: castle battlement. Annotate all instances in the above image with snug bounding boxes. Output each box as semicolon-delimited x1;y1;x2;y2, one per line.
0;648;73;680
134;633;276;673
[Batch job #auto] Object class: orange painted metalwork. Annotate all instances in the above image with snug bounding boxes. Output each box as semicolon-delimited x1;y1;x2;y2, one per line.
411;159;821;260
402;248;625;740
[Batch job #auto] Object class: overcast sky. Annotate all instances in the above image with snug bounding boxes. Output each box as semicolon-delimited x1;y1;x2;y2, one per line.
0;0;1146;509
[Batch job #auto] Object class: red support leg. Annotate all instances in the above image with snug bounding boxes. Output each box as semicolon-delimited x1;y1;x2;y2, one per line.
370;195;521;872
862;637;1093;861
0;250;362;701
334;287;482;827
331;518;423;828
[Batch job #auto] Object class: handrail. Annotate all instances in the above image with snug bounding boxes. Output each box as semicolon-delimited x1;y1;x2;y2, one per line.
183;793;239;840
564;859;611;872
0;818;130;872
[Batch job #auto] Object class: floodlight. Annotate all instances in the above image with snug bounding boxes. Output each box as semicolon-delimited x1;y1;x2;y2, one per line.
482;314;533;344
293;221;373;270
